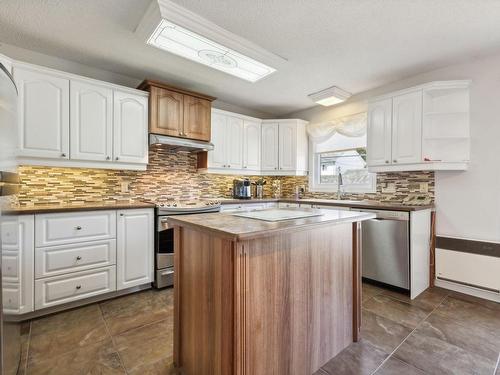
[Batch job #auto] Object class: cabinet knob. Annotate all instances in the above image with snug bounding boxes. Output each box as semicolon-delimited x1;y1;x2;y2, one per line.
243;166;247;168
228;165;231;168
106;156;110;160
385;160;389;164
61;153;66;157
76;285;82;290
75;226;82;230
115;157;119;161
76;256;82;261
393;159;397;163
120;213;124;216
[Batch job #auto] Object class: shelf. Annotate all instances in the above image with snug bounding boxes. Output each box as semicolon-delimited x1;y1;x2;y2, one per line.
424;136;469;140
424;111;468;116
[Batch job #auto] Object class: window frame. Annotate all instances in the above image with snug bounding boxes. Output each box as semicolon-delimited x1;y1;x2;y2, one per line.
309;146;377;194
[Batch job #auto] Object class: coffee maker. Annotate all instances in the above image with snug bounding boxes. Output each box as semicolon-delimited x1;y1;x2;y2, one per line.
233;178;252;199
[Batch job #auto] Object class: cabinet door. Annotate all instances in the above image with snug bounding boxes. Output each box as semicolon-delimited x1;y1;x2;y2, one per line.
150;87;183;137
116;209;154;290
367;99;392;166
1;215;34;314
113;90;149;164
261;123;279;171
183;95;211;141
208;112;227;168
14;67;69;159
392;90;422;164
226;116;244;169
70;81;113;162
243;120;261;171
278;121;297;171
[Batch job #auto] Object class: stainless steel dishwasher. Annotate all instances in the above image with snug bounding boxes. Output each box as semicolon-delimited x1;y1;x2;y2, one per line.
354;209;410;290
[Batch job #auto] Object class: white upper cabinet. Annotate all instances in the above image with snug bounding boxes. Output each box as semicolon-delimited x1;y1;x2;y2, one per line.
367;98;392;166
261;120;308;176
226;116;244;169
261;122;279;171
12;61;149;170
113;90;148;164
0;53;13;74
278;121;297;171
367;81;470;172
70;80;113;162
208;112;227;168
243;120;261;171
14;66;70;159
207;109;249;171
391;90;422;164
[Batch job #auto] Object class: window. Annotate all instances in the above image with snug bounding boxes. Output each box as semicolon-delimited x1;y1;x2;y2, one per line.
308;114;376;193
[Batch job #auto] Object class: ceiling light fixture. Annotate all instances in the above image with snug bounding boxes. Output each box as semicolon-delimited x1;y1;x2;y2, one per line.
147;20;276;82
308;86;352;106
136;0;286;83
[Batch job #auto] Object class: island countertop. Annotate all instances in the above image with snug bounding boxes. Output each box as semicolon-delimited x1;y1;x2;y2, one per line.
167;208;375;240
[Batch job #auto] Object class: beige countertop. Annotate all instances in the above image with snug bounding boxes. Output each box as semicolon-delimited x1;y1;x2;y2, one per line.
167;208;375;241
219;197;434;212
3;201;156;215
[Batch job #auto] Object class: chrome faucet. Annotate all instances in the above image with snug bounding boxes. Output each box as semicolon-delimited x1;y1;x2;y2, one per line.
336;166;344;200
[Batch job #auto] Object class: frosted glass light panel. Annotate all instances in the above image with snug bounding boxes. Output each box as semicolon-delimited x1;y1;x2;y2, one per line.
148;20;276;82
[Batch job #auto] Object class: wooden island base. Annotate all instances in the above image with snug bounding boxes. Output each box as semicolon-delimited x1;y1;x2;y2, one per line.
173;220;362;375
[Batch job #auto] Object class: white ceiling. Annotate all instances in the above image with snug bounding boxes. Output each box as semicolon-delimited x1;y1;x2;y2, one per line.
1;0;500;116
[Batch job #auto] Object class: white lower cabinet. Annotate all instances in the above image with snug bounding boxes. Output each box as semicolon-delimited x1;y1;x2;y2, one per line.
35;266;116;309
1;207;156;314
116;209;154;290
1;215;34;314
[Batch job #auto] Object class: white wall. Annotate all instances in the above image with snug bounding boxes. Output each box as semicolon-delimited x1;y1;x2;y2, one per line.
0;42;269;119
288;53;500;243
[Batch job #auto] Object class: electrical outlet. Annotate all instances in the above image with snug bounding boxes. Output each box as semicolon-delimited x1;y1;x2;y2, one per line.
420;182;429;193
121;181;130;193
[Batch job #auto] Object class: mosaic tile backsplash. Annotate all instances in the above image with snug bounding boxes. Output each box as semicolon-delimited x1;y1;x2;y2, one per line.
16;146;434;206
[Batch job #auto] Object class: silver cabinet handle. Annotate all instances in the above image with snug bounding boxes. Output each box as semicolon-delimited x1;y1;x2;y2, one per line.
61;153;66;157
227;165;231;168
115;157;119;161
385;160;389;164
106;156;110;160
393;159;397;163
75;226;82;230
76;285;82;290
161;270;174;276
76;256;82;261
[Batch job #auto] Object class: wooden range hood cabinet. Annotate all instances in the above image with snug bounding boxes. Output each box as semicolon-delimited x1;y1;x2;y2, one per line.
137;80;216;142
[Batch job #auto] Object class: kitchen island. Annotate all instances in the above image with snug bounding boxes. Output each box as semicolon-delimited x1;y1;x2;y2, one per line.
168;208;375;375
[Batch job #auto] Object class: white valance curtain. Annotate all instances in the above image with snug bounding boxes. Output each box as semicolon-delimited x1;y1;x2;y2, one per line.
306;112;367;143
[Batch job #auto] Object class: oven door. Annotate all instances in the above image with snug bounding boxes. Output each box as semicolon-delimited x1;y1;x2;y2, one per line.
156;216;174;269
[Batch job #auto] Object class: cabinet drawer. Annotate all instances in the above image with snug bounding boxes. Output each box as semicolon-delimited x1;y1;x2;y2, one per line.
2;252;19;282
35;239;116;278
2;283;20;311
1;220;19;250
35;266;116;309
36;211;116;247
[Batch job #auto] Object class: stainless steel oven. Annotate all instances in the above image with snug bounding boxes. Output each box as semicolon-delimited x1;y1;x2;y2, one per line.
154;200;221;288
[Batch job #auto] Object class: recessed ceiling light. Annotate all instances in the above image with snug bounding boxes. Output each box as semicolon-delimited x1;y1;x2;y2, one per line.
136;0;286;83
308;86;352;106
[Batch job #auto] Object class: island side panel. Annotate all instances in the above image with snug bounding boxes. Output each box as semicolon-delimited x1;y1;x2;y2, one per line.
239;222;354;375
173;225;235;375
352;221;362;342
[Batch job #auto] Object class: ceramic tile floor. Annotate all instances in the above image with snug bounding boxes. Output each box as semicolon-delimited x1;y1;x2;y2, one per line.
318;283;500;375
18;288;176;375
17;284;500;375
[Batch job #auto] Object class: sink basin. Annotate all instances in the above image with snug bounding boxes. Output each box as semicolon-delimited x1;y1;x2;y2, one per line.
232;209;323;222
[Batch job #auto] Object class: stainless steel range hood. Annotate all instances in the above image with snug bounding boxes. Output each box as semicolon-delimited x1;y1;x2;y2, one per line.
149;134;214;153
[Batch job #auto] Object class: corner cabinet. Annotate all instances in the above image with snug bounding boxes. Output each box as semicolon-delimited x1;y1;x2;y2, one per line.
138;80;216;142
116;209;154;290
203;110;308;176
367;81;470;172
12;61;149;170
